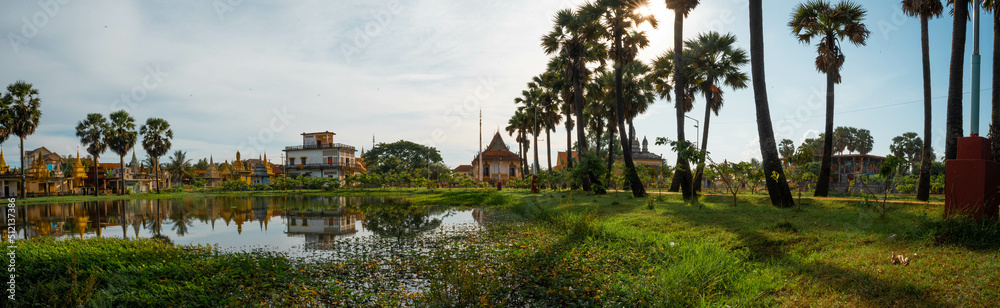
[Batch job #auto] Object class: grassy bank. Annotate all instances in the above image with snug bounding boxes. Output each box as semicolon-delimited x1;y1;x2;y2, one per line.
10;189;1000;306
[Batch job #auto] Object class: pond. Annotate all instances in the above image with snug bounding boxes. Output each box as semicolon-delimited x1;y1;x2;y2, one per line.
9;196;485;259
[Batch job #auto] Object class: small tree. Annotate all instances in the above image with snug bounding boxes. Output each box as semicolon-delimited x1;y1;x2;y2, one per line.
858;155;906;217
657;137;707;203
709;158;746;206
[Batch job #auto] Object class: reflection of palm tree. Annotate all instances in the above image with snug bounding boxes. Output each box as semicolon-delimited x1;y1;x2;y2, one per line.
169;205;193;237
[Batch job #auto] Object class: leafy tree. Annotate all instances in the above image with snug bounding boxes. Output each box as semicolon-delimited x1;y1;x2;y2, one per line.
362;140;442;176
779;139;796;164
107;110;138;195
2;81;43;197
889;132;924;172
140;117;172;193
709;159;747;206
789;0;870;196
75;113;109;196
194;158;209;170
902;0;944;200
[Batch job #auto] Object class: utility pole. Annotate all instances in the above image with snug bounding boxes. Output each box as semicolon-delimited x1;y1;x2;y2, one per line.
972;0;982;135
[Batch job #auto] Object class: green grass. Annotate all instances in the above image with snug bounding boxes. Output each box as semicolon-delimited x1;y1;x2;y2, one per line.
10;188;1000;307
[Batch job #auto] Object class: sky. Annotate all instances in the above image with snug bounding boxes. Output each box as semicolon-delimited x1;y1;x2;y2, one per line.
0;0;993;169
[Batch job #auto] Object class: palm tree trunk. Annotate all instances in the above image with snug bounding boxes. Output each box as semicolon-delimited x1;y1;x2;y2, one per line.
606;120;616;186
945;0;968;160
572;72;593;191
19;137;25;198
670;13;692;198
615;61;644;196
917;14;933;201
749;0;795;207
533;125;539;176
565;114;574;170
695;87;713;192
595;120;605;164
155;157;161;194
546;129;552;171
93;154;100;196
815;69;836;197
120;155;126;195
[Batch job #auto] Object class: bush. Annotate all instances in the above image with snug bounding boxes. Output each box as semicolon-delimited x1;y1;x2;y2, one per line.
218;180;248;191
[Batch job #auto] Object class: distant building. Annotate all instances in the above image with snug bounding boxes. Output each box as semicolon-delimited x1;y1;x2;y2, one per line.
452;165;473;177
471;132;521;184
283;131;366;179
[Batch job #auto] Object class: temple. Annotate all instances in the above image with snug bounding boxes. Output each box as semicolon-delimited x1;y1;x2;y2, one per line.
469;131;522;185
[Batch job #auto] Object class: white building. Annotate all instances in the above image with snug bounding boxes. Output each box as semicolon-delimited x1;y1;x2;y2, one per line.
282;131;366;179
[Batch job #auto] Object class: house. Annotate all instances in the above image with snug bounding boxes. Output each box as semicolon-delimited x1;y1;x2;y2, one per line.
282;131;366;179
453;165;473;177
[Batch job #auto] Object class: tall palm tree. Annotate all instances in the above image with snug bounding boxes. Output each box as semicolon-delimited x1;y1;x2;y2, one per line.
542;8;605;191
651;48;700;194
546;57;577;171
902;0;943;200
534;72;564;171
506;109;530;178
516;82;543;175
75;113;109;196
686;32;750;191
584;0;657;197
789;0;870;197
2;81;42;198
140;118;173;193
748;25;797;208
944;0;969;161
619;61;657;140
165;150;193;184
587;68;617;184
665;0;700;198
106;110;137;195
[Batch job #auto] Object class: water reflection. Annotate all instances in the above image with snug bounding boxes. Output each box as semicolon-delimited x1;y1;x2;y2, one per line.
7;196;482;257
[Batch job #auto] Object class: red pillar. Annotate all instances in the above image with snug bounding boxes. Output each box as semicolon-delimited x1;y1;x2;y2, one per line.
944;136;1000;219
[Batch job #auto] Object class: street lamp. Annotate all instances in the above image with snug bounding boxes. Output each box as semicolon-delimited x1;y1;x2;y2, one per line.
685;115;700;148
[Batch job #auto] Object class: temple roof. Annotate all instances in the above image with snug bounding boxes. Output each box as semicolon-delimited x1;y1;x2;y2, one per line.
485;131;509;151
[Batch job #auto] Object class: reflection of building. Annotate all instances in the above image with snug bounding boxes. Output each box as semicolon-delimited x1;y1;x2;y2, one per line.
470;132;521;184
284;206;359;243
283;131;366;179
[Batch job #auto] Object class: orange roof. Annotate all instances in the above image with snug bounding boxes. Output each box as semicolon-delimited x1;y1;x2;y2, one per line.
453;165;473;172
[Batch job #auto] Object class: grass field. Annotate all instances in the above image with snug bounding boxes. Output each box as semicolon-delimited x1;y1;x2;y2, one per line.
8;188;999;307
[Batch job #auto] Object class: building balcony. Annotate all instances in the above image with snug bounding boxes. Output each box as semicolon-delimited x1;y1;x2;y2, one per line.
284;143;356;151
285;162;363;170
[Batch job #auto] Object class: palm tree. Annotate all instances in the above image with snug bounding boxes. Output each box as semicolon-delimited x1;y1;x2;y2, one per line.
619;61;657;141
542;8;605;191
665;0;700;198
533;72;564;171
902;0;943;201
165;150;192;184
651;48;700;194
584;0;657;197
686;31;749;191
945;0;969;161
106;110;138;195
506;109;530;178
587;68;617;184
789;0;870;197
779;139;796;165
75;113;109;196
546;57;577;171
516;82;543;175
2;81;42;198
140;118;173;193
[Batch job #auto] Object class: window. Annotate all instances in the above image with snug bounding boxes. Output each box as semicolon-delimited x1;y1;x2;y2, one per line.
510;167;516;176
289;157;295;165
301;157;307;165
327;157;333;164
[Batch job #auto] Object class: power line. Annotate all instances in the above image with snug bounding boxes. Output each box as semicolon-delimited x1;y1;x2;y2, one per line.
717;87;993;124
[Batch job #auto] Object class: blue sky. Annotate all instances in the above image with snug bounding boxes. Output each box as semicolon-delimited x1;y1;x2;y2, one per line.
0;0;992;168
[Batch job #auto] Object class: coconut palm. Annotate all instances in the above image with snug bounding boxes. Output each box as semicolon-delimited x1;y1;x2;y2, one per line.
583;0;657;197
106;110;138;195
75;113;109;196
902;0;943;200
686;31;749;191
140;118;173;193
542;7;605;191
664;0;700;197
2;81;42;198
789;0;870;197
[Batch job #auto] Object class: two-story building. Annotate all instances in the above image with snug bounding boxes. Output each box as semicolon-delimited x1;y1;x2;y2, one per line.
283;131;366;179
